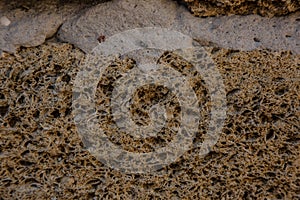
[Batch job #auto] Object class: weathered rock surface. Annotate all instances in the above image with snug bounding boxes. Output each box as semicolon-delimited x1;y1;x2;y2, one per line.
58;0;300;54
183;0;300;17
57;0;190;53
187;12;300;54
0;0;107;53
1;0;299;54
0;13;63;53
1;41;300;200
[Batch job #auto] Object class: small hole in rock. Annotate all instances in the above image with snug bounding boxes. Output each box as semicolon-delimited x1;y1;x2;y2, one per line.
266;172;276;177
226;88;240;97
51;109;60;118
19;160;34;166
265;129;274;140
273;77;285;82
280;103;288;108
54;64;62;71
33;110;40;118
276;193;284;199
62;74;71;83
47;85;54;90
286;138;300;144
271;114;284;121
17;95;25;104
65;108;71;116
8;117;19;127
275;87;288;95
253;37;260;42
211;47;220;54
22;124;29;129
243;191;250;198
21;150;30;157
0;93;5;99
260;114;269;123
0;105;9;117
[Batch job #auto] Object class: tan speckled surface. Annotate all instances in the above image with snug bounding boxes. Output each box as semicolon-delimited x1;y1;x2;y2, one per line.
0;42;299;199
183;0;300;17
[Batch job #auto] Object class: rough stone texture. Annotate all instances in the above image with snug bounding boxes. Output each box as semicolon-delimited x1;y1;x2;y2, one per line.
57;0;300;54
0;42;299;199
187;12;300;54
183;0;300;17
57;0;189;53
1;0;299;54
0;0;299;199
0;0;107;53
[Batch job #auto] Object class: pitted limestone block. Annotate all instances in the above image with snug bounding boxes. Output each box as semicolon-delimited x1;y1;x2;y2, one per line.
183;0;300;17
0;42;299;199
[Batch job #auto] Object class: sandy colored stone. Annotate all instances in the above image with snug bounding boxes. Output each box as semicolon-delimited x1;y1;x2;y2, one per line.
0;0;107;53
0;0;299;199
57;0;189;53
57;0;299;54
183;0;300;17
0;0;299;54
0;42;299;199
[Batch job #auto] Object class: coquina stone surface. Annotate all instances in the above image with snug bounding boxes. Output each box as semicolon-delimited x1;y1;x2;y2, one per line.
183;0;300;17
1;1;300;199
